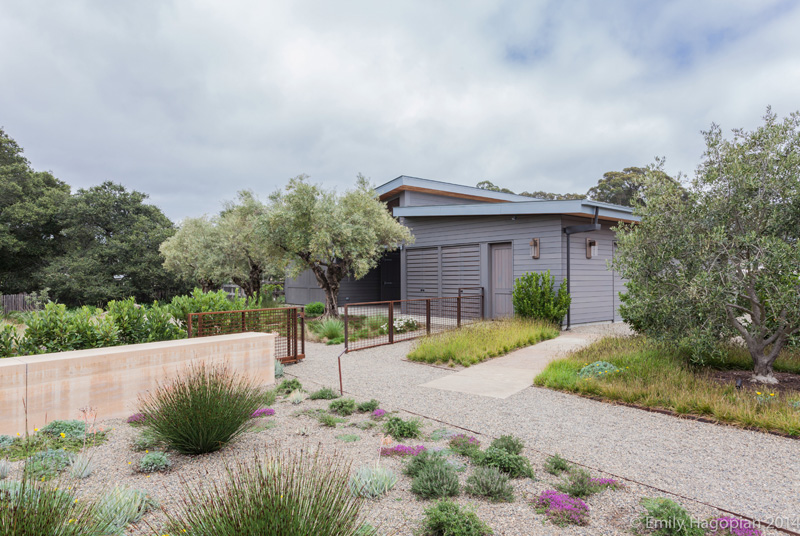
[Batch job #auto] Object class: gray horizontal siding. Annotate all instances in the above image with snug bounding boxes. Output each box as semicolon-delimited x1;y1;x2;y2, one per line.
284;267;380;306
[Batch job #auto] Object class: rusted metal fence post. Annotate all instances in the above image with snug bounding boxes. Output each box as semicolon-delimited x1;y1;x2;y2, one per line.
187;314;193;338
344;305;349;352
388;301;394;344
426;299;431;335
241;311;246;333
457;293;462;328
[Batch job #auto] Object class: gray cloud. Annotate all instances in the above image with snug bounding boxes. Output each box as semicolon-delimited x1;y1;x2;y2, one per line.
1;0;798;220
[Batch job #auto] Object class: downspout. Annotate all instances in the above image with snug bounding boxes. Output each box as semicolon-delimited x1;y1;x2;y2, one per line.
563;207;601;330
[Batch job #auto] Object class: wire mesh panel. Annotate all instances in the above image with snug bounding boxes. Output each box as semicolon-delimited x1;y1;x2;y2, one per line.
188;307;305;363
344;292;483;352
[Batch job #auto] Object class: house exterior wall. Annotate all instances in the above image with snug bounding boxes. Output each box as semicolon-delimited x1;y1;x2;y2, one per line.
401;214;623;324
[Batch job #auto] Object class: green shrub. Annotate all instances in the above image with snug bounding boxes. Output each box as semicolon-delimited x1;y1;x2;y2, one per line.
318;318;345;340
411;463;459;500
160;451;369;536
260;387;278;407
638;497;704;536
22;303;121;354
137;363;263;455
418;499;493;536
329;398;357;416
512;270;570;324
383;416;422;439
132;428;162;452
40;419;86;440
489;435;524;455
0;324;19;357
167;288;250;329
277;378;302;395
554;467;621;498
275;361;285;378
403;450;448;478
349;464;397;498
448;435;481;458
0;478;116;535
464;466;514;502
309;387;341;400
305;302;325;317
319;414;346;427
544;453;571;475
138;451;171;473
106;297;183;345
475;447;534;479
356;399;380;413
24;449;74;480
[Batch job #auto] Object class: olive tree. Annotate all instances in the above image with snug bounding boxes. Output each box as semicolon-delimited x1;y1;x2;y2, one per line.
159;216;225;292
262;175;413;317
614;108;800;383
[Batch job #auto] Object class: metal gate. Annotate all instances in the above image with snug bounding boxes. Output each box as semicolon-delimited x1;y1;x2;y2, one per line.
188;307;305;364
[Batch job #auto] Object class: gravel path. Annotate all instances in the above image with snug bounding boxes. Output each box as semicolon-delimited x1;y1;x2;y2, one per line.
288;335;800;530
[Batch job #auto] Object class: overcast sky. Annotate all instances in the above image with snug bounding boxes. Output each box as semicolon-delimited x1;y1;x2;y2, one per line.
2;1;799;221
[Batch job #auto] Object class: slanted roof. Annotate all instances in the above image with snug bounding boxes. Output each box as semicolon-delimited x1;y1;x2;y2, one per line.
393;199;640;223
375;175;534;204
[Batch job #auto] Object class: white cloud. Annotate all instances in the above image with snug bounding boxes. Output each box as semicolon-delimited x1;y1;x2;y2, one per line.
1;0;798;220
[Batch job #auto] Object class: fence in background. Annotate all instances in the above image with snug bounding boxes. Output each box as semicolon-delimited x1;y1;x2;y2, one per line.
344;288;484;352
188;307;305;364
1;293;39;314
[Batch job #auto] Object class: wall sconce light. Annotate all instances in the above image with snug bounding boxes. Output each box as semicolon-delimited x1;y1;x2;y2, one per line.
586;238;597;259
530;238;540;259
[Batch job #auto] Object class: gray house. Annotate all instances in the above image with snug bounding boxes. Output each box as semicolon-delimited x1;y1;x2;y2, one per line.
285;176;639;326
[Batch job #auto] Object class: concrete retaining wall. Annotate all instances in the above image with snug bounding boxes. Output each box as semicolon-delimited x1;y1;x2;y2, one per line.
0;332;276;435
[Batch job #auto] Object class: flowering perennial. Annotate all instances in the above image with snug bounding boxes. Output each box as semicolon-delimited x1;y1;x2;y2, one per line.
589;477;623;489
708;516;762;536
126;413;146;424
251;408;276;418
380;444;426;457
372;409;387;418
534;490;589;526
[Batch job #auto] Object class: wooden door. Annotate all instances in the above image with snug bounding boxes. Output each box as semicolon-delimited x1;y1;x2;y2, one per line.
490;243;513;317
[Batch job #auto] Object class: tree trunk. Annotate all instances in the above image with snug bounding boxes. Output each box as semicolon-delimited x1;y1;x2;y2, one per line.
751;353;778;384
309;263;342;318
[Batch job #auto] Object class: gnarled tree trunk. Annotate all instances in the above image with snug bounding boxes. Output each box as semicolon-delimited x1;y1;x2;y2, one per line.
310;262;344;318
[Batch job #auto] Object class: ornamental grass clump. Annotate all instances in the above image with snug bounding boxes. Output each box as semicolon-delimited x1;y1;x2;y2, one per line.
69;453;94;479
383;416;422;439
0;478;116;536
534;490;589;526
411;463;460;500
136;363;263;455
160;450;370;536
464;466;514;503
419;499;494;536
475;447;534;479
348;464;398;498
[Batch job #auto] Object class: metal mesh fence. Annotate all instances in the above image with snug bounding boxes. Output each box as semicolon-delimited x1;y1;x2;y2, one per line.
344;292;483;352
188;307;305;363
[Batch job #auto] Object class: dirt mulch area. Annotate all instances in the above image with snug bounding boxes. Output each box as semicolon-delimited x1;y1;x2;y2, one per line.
705;369;800;395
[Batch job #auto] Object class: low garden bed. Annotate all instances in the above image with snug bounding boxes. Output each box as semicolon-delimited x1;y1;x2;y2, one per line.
0;369;773;535
407;319;560;367
534;336;800;437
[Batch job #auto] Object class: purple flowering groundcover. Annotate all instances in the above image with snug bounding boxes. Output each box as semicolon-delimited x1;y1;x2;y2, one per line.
380;444;426;457
251;408;276;418
534;490;589;526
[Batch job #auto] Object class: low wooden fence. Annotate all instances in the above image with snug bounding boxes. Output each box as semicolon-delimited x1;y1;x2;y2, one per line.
344;288;484;352
1;293;39;314
188;307;305;364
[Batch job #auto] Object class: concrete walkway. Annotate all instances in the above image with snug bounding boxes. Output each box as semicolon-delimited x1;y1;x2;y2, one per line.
420;329;603;398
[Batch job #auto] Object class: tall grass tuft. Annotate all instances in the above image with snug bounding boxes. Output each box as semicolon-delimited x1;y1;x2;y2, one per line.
318;318;345;340
408;319;559;367
534;336;800;437
137;363;263;454
161;450;370;536
0;477;116;535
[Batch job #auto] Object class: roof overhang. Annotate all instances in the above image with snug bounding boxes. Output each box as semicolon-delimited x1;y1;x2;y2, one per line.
375;175;534;204
393;199;640;224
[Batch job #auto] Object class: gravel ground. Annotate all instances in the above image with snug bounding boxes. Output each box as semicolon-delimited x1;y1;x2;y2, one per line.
287;334;800;532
